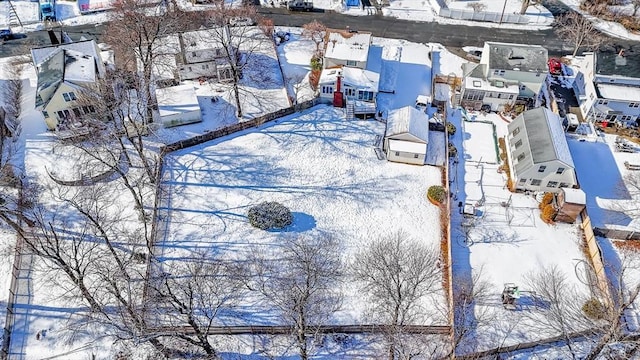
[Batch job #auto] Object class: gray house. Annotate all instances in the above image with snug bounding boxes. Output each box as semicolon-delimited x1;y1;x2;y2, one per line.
383;106;429;166
506;107;577;193
461;42;548;111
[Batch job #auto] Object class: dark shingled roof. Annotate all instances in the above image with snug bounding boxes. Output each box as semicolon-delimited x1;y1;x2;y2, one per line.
596;51;640;78
486;42;548;73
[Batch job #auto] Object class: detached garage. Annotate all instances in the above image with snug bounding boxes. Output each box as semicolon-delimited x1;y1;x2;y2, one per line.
384;106;429;166
155;85;203;128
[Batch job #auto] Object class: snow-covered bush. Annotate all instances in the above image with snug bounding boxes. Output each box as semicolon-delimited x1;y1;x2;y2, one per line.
248;202;293;230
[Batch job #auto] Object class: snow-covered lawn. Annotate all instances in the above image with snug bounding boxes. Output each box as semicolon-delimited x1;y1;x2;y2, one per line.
160;104;447;325
451;112;593;351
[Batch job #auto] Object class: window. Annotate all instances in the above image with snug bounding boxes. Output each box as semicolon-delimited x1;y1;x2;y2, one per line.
519;85;526;91
512;127;521;136
535;72;541;77
493;69;505;76
192;52;197;58
517;153;525;162
514;139;523;148
538;165;546;173
395;152;400;156
519;178;526;184
62;92;77;102
547;181;558;188
346;60;357;67
531;179;542;186
556;167;565;174
414;154;419;158
509;95;514;100
345;88;355;97
358;90;374;101
218;68;233;81
497;93;503;99
202;64;209;70
322;86;333;94
72;108;81;117
42;111;49;118
463;90;484;101
472;80;481;87
597;99;609;105
629;102;640;108
589;93;595;100
56;109;71;119
559;182;570;188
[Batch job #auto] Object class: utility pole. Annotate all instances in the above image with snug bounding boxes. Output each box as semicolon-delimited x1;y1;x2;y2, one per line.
499;0;508;25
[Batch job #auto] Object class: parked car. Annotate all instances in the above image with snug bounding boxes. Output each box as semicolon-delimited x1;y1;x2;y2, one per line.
40;1;56;21
229;17;255;26
415;95;431;113
548;58;562;76
287;0;313;11
0;28;13;41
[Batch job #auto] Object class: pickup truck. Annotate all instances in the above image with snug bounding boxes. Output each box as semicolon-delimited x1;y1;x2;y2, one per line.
287;0;313;11
40;2;56;21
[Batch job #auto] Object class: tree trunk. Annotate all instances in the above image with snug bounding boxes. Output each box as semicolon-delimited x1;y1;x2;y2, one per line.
520;0;530;15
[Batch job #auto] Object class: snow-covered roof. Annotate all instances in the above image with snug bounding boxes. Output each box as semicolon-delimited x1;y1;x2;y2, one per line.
434;83;450;102
483;41;548;73
181;27;229;52
31;40;102;69
155;85;201;118
511;107;574;167
324;29;371;63
319;66;379;92
63;49;97;83
385;106;429;143
596;83;640;102
562;188;586;205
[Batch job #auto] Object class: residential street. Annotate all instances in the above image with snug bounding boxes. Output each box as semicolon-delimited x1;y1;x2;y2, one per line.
0;7;639;58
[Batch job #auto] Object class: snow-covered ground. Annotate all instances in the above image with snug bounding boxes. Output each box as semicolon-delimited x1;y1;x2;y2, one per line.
450;111;594;352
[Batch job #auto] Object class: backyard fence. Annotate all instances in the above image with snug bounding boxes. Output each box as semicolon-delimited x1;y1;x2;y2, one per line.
580;210;614;307
162;98;320;153
438;8;529;24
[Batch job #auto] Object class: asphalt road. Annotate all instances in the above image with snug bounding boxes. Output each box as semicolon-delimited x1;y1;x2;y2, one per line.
0;6;638;58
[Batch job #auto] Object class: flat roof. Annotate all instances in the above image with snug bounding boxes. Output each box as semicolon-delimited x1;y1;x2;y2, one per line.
484;41;548;73
324;29;371;63
597;51;640;78
596;83;640;102
155;85;201;117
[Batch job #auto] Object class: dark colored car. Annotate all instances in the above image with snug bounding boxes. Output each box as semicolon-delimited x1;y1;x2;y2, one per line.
0;29;13;41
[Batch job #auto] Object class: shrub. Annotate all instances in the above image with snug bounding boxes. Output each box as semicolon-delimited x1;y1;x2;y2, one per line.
541;204;557;223
582;298;606;320
448;143;458;158
446;122;456;136
539;192;554;210
427;185;446;205
248;202;293;230
310;55;323;71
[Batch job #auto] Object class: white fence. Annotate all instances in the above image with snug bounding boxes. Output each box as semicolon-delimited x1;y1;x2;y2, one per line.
439;8;529;24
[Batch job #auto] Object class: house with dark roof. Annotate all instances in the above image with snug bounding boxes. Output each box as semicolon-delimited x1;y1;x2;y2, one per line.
460;42;548;111
383;106;429;165
506;107;577;193
570;51;640;127
31;40;106;130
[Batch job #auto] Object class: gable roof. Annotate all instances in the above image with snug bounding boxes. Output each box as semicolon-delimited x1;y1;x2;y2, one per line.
510;107;574;167
483;42;548;73
324;29;371;63
385;106;429;143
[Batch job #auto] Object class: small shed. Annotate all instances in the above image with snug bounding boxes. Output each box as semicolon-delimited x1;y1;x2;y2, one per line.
554;187;586;224
155;85;203;128
383;106;429;166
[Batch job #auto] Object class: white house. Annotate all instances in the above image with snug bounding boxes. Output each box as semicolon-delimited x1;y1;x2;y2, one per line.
323;29;372;70
383;106;429;166
506;107;577;193
318;66;379;115
570;51;640;127
155;85;202;128
31;40;106;130
461;42;548;111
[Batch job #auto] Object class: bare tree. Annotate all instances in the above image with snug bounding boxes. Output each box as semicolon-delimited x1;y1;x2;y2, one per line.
520;0;530;15
554;12;605;56
633;0;640;16
351;231;442;360
253;234;343;360
302;20;327;57
103;0;198;124
148;253;248;357
0;61;23;185
466;2;487;13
